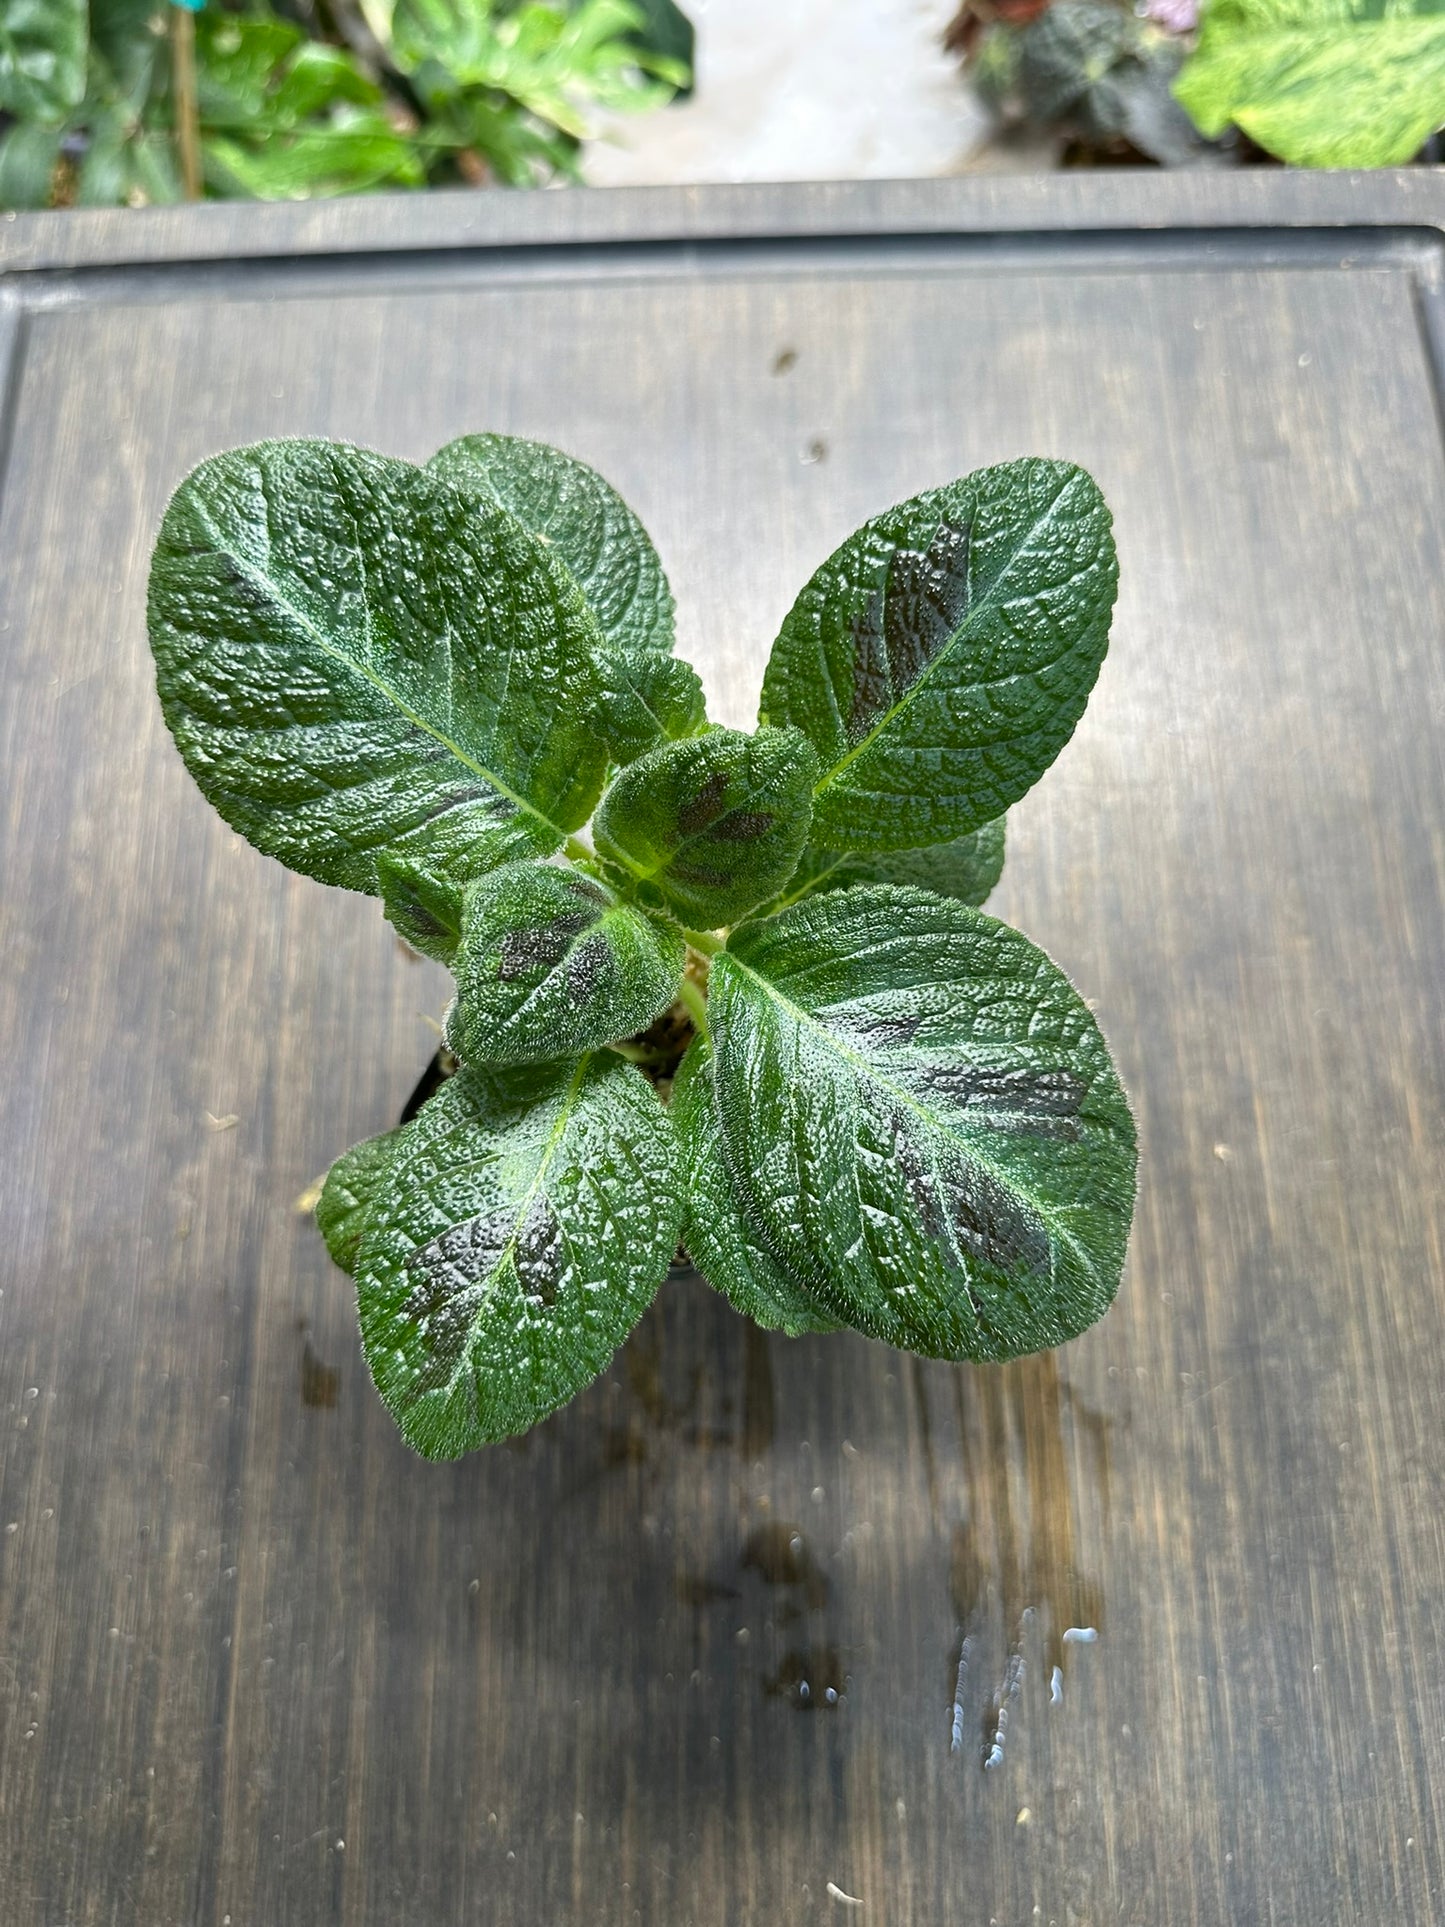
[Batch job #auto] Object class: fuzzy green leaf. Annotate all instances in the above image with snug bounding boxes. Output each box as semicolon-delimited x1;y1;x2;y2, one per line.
0;0;87;123
760;460;1117;852
709;887;1136;1361
767;818;1006;916
447;860;684;1066
427;433;675;657
147;440;610;893
355;1056;682;1457
377;850;465;964
593;726;820;928
589;650;709;767
1175;0;1445;168
317;1125;406;1277
673;1035;840;1336
427;433;704;763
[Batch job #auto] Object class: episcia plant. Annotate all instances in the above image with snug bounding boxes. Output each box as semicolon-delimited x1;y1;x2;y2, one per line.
146;434;1137;1459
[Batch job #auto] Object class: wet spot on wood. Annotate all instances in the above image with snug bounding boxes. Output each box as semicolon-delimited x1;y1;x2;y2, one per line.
741;1521;829;1609
300;1337;339;1409
764;1647;846;1709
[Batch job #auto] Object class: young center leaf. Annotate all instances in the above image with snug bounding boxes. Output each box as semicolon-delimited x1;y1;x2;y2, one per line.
592;726;820;928
316;1124;406;1277
759;460;1117;852
708;887;1136;1361
446;860;684;1066
427;432;706;763
767;818;1006;916
672;1035;840;1337
147;440;611;894
355;1056;683;1457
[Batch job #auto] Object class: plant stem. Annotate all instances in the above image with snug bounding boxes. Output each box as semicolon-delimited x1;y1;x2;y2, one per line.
680;927;722;957
604;1039;653;1064
676;975;709;1036
171;5;202;203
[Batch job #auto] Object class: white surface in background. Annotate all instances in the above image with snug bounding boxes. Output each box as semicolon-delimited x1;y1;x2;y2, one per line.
584;0;992;186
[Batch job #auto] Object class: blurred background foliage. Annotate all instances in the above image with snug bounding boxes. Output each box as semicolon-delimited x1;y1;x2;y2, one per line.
2;0;1442;212
947;0;1445;170
0;0;692;207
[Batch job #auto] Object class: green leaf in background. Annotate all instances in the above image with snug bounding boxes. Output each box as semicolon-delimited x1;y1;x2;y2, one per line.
708;887;1136;1361
760;460;1117;853
0;120;63;208
447;860;684;1065
0;0;87;122
1016;0;1135;124
593;726;820;929
363;0;686;185
766;818;1006;916
1174;0;1445;168
1011;1;1221;167
317;1124;407;1277
428;433;705;762
377;850;467;964
147;440;611;894
355;1055;682;1456
620;0;694;96
672;1035;840;1336
198;18;425;199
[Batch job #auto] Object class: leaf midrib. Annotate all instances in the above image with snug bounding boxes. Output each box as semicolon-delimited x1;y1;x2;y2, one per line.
424;1057;592;1407
811;473;1090;801
189;494;570;845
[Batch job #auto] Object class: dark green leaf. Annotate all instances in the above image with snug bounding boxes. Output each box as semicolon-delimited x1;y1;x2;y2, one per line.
317;1125;406;1277
593;726;819;928
709;887;1136;1361
427;433;674;658
1175;0;1445;169
427;433;703;762
672;1035;839;1336
766;818;1006;916
1114;52;1229;168
147;440;610;893
622;0;695;95
0;0;87;122
377;851;466;964
355;1055;683;1456
1016;1;1135;123
447;860;684;1065
760;460;1117;852
589;650;708;767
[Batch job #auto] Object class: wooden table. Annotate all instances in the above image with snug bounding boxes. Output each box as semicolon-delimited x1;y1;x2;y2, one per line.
1;174;1442;1926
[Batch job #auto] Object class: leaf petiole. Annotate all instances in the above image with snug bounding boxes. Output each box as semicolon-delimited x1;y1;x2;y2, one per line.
676;974;709;1036
680;928;722;957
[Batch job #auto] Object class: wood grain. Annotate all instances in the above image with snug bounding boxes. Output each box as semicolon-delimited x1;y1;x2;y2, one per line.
0;177;1442;1926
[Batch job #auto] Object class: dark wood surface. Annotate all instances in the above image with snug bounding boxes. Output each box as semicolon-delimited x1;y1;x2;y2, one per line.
1;176;1442;1926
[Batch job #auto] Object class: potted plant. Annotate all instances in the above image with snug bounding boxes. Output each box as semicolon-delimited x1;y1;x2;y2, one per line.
146;433;1137;1458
